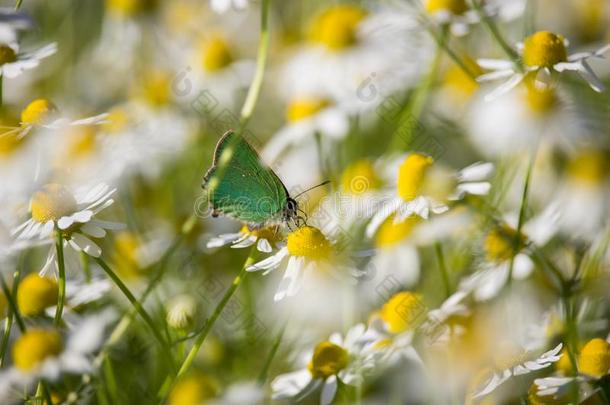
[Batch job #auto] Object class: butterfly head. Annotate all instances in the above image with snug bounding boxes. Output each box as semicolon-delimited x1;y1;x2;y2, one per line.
284;197;307;228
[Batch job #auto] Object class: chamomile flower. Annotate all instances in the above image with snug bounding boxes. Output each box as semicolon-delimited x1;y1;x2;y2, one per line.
206;225;280;253
459;205;559;301
477;31;610;100
0;42;56;79
471;343;563;399
280;4;432;113
262;95;349;163
13;183;123;266
246;225;356;302
0;311;115;400
271;324;380;405
366;154;493;237
209;0;249;14
111;227;172;279
169;372;220;405
1;98;108;141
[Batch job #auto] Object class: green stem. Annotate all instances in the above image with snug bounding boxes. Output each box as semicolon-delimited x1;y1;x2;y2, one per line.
0;273;25;332
94;256;174;367
239;0;271;127
389;26;444;151
163;247;257;397
470;0;523;72
14;0;23;10
424;24;478;80
434;242;451;298
258;324;286;385
81;251;91;283
0;267;23;367
507;151;536;286
54;231;67;326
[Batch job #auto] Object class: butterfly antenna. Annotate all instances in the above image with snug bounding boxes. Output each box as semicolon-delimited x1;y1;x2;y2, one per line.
293;180;331;200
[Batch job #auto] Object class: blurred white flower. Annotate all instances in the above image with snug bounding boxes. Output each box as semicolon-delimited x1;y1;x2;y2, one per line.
210;0;249;14
206;225;280;253
0;42;56;79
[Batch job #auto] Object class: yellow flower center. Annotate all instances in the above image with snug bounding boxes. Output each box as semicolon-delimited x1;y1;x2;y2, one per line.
169;373;220;405
137;71;172;107
522;31;568;68
103;107;131;133
0;44;17;66
556;347;574;375
380;291;426;334
397;153;434;202
309;5;368;51
286;97;330;123
113;231;143;278
579;338;610;378
375;214;419;248
21;99;57;126
443;58;483;98
341;159;380;195
287;226;332;260
425;0;468;15
308;341;349;379
524;75;557;114
239;225;279;243
484;225;527;263
567;150;607;185
13;329;63;371
201;36;234;73
106;0;144;16
0;129;23;158
17;274;58;317
31;184;78;223
65;126;98;160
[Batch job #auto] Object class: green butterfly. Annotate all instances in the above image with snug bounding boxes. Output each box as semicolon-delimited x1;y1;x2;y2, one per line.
202;131;301;229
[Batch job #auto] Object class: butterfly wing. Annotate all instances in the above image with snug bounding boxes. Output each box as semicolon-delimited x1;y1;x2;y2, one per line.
203;131;289;225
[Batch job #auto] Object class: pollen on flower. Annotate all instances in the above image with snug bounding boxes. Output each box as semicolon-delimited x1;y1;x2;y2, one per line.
21;99;57;126
380;291;426;334
578;338;610;378
287;226;332;260
375;214;419;248
309;5;368;51
169;372;220;405
484;225;527;263
567;150;607;186
0;44;17;66
397;153;434;202
308;341;349;379
286;97;330;123
201;36;234;73
12;329;63;371
31;184;78;223
425;0;468;15
17;273;58;317
522;31;568;68
341;159;380;195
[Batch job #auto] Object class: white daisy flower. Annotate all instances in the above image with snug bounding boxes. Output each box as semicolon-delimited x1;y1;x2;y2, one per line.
472;343;563;399
206;225;280;253
271;324;381;405
459;204;560;301
0;98;108;141
0;9;33;42
262;96;349;163
477;31;610;101
246;225;357;302
280;4;432;114
210;0;249;14
0;311;115;401
0;42;56;79
13;183;123;266
366;154;493;237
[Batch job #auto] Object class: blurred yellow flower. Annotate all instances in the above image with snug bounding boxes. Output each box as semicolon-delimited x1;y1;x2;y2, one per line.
578;338;610;378
380;291;426;334
113;231;145;278
425;0;468;15
31;184;78;224
307;341;349;379
397;153;434;201
64;126;98;161
484;225;527;263
17;273;58;317
20;98;57;126
169;373;219;405
201;36;234;73
341;159;380;195
12;329;63;371
286;97;330;123
567;150;607;186
523;31;568;69
137;71;173;107
309;5;368;51
375;214;418;248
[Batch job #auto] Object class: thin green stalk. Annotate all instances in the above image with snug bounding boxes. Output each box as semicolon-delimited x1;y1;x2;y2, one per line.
81;252;91;283
54;231;67;326
434;243;451;298
258;324;286;385
162;247;258;398
389;26;445;151
0;74;3;108
424;24;477;80
507;151;536;286
0;274;25;332
0;313;12;368
14;0;23;10
470;0;523;71
94;257;174;368
239;0;271;127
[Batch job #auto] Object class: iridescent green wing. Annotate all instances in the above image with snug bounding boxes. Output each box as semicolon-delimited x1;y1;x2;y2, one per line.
203;131;289;226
